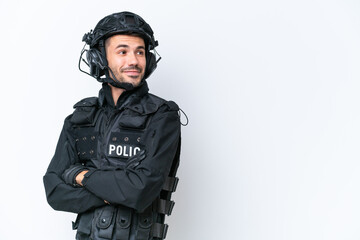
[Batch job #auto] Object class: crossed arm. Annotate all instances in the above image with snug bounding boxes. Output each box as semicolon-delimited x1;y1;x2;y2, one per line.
44;109;180;213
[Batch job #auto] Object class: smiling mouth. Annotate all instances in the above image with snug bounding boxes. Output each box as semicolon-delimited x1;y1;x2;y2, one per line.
124;70;140;75
121;67;142;78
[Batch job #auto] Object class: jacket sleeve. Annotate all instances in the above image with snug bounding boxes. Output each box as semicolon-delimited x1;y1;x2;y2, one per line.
81;105;181;212
43;117;106;213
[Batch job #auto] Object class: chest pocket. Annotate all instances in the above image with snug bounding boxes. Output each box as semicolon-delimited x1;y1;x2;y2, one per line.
106;102;159;162
118;103;158;129
107;130;144;161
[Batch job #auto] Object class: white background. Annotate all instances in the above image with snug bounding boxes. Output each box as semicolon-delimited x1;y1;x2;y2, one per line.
1;0;360;239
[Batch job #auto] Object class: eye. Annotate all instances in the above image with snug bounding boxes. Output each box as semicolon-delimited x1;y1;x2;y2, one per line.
136;50;145;56
118;50;126;55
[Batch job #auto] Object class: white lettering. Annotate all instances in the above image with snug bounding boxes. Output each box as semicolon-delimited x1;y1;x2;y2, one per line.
116;145;123;155
108;144;142;157
134;147;140;155
123;146;129;157
109;144;116;154
129;146;133;157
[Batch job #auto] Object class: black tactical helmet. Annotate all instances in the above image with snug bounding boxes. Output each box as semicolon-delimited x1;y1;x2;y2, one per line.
83;11;158;50
80;11;159;90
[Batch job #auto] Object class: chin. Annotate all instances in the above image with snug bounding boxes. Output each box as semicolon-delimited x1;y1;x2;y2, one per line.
117;74;143;87
127;77;143;86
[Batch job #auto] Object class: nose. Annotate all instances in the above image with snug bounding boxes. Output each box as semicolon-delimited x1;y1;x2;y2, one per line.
127;52;139;66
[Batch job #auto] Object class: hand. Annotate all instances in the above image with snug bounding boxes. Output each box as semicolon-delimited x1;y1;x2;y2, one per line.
62;164;90;186
75;170;89;186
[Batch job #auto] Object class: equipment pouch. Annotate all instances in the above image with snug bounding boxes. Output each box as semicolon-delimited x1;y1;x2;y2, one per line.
115;205;132;240
94;205;116;239
71;97;99;125
136;206;153;240
119;103;158;129
75;211;93;235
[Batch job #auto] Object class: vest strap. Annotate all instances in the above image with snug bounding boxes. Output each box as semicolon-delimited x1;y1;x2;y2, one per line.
151;223;168;239
162;176;179;192
153;199;175;216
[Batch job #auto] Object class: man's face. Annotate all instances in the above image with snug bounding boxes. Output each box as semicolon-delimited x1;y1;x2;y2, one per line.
105;34;146;87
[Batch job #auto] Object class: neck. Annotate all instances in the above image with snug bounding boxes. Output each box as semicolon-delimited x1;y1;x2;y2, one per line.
108;83;125;106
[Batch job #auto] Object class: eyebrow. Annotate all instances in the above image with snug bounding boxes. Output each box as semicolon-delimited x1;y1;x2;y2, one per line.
115;44;145;50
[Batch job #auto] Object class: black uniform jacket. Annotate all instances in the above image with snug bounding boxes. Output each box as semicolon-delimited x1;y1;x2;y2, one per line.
43;82;181;215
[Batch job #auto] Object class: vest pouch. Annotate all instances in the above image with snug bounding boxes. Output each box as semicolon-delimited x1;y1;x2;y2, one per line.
136;206;153;240
115;205;132;240
74;211;94;239
71;97;99;125
119;103;158;129
94;205;116;239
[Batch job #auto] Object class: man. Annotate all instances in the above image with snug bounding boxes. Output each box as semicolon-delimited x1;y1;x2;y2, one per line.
43;11;182;240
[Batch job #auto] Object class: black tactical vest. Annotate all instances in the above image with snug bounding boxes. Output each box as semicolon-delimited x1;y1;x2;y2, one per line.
70;92;180;240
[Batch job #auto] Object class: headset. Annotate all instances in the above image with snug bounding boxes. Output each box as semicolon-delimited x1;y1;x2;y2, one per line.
79;12;161;90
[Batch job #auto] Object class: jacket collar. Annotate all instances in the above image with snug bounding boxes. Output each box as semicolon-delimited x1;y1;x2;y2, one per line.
98;81;149;108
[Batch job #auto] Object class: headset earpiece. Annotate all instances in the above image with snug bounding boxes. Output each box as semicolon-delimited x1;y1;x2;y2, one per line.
86;48;107;79
144;51;157;79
